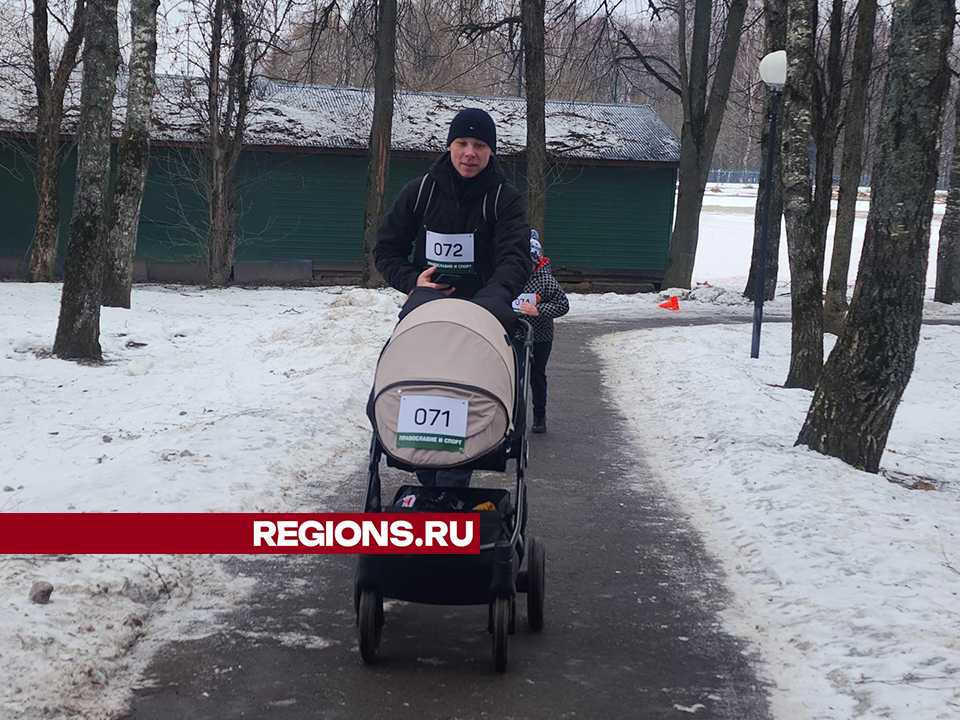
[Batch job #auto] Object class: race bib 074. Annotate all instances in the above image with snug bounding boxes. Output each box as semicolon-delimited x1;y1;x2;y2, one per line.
425;231;475;273
512;293;538;312
397;395;469;452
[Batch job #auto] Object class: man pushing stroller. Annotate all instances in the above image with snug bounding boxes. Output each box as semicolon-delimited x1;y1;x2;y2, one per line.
374;108;530;318
373;108;531;487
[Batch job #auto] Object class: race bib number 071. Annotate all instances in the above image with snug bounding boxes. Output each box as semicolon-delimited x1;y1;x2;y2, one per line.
397;395;469;452
425;231;475;273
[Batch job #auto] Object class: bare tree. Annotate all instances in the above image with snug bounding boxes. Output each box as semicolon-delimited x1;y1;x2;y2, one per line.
796;0;952;472
102;0;159;308
301;0;342;83
780;0;821;389
267;0;368;86
186;0;299;285
452;0;523;96
743;0;786;302
935;75;960;304
522;0;546;236
26;0;86;282
618;0;749;289
823;0;878;329
206;0;249;285
449;0;551;232
361;0;397;287
53;0;118;359
711;1;766;176
809;0;845;258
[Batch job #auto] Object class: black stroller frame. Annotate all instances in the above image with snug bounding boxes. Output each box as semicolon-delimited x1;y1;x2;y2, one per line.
355;318;546;672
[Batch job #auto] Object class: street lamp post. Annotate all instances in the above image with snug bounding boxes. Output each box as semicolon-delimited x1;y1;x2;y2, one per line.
751;50;787;359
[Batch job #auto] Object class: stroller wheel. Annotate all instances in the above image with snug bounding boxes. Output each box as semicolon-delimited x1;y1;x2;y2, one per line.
358;590;382;664
527;537;546;631
492;596;510;672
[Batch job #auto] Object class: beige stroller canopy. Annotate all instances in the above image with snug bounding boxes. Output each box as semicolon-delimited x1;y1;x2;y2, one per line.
373;298;516;468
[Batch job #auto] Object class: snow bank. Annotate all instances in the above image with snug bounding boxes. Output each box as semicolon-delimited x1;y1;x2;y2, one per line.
596;321;960;720
1;284;400;514
0;283;401;719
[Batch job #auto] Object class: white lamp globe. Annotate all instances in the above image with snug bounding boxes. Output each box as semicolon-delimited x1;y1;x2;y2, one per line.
759;50;787;88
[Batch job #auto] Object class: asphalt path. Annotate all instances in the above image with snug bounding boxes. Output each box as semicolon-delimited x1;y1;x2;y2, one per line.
128;315;779;720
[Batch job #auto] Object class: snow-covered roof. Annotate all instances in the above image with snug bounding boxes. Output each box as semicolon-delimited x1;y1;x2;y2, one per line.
0;73;680;164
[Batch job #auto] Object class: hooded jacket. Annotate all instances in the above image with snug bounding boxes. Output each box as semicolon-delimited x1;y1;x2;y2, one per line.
374;152;531;304
514;259;569;343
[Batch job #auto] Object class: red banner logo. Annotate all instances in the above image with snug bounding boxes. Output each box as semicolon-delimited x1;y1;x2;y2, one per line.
0;513;480;554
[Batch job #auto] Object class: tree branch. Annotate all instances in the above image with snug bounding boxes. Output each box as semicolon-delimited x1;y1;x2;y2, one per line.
51;0;86;98
618;30;682;96
457;15;521;43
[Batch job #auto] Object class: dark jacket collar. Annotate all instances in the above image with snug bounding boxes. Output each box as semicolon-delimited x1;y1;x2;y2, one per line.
428;152;506;202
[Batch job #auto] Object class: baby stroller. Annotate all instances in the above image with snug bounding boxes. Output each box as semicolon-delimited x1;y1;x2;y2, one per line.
357;298;546;672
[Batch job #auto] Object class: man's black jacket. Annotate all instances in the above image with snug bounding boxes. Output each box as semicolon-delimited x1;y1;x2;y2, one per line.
373;152;531;304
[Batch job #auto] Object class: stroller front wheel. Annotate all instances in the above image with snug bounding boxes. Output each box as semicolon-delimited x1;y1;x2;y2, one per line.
358;590;383;664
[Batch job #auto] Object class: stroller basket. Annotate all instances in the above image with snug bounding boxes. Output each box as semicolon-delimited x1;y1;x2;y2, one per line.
356;485;517;605
391;485;513;546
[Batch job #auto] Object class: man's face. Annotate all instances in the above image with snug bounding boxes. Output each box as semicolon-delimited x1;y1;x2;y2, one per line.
450;137;492;178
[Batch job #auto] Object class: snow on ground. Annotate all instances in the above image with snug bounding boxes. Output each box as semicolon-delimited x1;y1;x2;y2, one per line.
695;183;946;289
1;284;402;514
595;321;960;720
702;182;946;214
566;283;789;322
0;283;400;719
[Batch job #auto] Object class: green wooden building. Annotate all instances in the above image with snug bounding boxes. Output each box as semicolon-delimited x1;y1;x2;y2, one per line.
0;78;679;286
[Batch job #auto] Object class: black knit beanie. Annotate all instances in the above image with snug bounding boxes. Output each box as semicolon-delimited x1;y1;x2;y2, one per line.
446;108;497;154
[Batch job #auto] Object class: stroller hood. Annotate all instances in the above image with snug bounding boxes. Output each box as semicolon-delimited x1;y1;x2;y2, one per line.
373;298;516;467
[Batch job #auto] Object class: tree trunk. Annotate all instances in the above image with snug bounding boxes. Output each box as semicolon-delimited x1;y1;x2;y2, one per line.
522;0;547;237
205;0;249;286
811;0;843;251
53;0;119;360
781;0;822;390
744;0;787;301
361;0;397;288
824;0;878;327
809;0;843;329
661;0;748;289
796;0;952;472
102;0;159;308
208;178;236;285
29;108;65;282
27;0;86;282
206;0;226;285
664;135;708;288
935;83;960;304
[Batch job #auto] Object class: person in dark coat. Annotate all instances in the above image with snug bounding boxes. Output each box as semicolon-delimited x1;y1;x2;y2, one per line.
373;108;531;488
514;229;569;433
374;108;531;318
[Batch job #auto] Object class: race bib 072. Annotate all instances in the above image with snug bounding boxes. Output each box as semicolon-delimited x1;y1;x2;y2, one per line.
425;231;475;273
397;395;469;452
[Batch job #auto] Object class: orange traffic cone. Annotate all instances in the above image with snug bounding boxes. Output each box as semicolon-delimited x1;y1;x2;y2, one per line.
658;295;680;311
